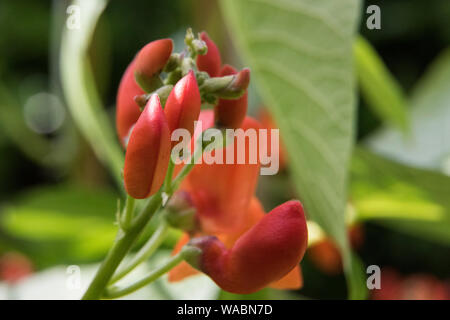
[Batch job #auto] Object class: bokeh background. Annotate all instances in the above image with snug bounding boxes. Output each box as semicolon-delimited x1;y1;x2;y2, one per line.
0;0;449;299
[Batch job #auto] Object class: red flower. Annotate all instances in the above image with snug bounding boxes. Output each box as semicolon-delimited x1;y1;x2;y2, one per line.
168;111;307;293
123;95;171;199
188;201;307;294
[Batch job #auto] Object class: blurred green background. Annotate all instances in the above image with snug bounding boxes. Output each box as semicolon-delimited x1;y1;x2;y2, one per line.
0;0;449;299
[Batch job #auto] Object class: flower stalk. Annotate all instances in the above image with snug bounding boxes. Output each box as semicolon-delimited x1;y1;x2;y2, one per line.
103;245;199;299
109;220;170;284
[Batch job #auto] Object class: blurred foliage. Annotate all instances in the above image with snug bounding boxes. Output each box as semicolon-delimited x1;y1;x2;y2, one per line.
0;184;117;268
354;36;409;132
352;148;450;246
367;48;450;173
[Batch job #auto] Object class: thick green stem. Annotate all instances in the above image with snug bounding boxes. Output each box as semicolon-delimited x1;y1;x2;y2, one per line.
103;252;185;299
109;221;169;284
81;192;162;300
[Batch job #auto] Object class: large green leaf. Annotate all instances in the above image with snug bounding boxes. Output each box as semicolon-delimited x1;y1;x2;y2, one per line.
366;48;450;172
354;36;409;131
220;0;363;298
352;148;450;246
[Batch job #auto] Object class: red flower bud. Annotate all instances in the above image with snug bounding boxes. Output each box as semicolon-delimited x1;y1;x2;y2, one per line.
164;70;201;146
214;65;248;129
186;200;308;294
123;95;171;199
227;67;250;94
134;39;173;92
116;60;144;146
196;32;221;77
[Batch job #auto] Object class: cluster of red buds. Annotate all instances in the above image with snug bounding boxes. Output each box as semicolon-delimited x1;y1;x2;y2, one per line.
115;29;308;294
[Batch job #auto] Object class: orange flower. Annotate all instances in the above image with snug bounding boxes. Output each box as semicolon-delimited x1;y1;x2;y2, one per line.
168;111;307;294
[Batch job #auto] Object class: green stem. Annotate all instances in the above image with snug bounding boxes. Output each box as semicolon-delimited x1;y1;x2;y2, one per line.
164;159;175;194
109;221;169;284
103;252;185;299
120;195;135;230
81;192;162;300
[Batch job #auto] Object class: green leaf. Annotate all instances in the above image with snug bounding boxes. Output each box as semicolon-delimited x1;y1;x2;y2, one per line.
60;0;124;188
351;148;450;246
354;36;409;131
0;185;118;267
220;0;363;298
366;48;450;172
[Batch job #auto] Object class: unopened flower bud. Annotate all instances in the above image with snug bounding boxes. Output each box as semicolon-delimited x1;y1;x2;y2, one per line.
134;39;173;92
164;70;201;146
192;39;208;56
217;67;250;99
124;95;171;199
214;65;249;129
